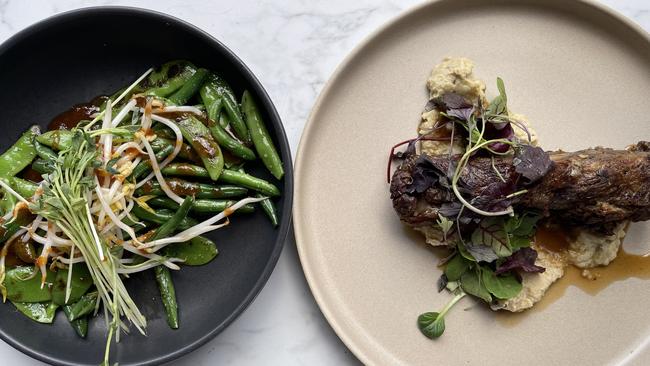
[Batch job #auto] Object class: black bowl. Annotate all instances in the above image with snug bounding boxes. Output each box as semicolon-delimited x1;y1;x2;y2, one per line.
0;7;292;366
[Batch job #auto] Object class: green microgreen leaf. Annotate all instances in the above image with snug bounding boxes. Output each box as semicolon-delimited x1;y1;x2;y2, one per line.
480;266;522;299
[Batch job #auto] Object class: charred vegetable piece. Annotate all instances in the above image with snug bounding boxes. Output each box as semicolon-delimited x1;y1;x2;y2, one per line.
0;204;35;244
241;91;284;179
11;301;58;324
135;178;247;199
0;126;39;177
35;130;74;151
51;264;94;305
163;236;218;266
200;73;250;143
256;193;279;227
12;239;37;264
168;68;209;105
4;266;55;302
176;115;224;180
147;196;255;214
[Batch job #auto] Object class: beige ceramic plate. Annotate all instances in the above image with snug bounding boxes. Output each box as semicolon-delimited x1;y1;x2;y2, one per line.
294;0;650;365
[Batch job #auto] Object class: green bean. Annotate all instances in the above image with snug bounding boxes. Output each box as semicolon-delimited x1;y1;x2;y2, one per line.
35;130;74;151
176;116;224;180
150;137;201;163
11;301;58;324
150;196;194;241
256;193;279;227
241;91;284;179
33;139;58;161
163;236;218;266
207;117;256;160
31;158;53;174
51;264;93;305
155;266;178;329
131;205;198;230
4;266;55;302
6;177;37;199
136;178;247;199
145;61;197;98
147;196;255;214
63;291;98;321
130;143;174;179
218;169;280;196
168;68;209;105
160;164;279;197
200;73;250;143
0;126;38;177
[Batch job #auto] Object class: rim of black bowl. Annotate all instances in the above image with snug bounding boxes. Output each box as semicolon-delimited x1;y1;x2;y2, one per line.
0;6;293;366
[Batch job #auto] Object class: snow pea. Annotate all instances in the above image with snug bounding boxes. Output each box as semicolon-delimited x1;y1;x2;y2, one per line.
35;130;74;151
4;266;55;303
11;301;58;323
51;264;93;305
0;126;39;177
155;266;178;329
163;236;218;266
8;177;38;198
68;316;89;338
176;115;224;180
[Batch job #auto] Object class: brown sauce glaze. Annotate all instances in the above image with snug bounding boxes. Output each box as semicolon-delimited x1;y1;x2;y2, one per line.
497;226;650;327
47;103;99;131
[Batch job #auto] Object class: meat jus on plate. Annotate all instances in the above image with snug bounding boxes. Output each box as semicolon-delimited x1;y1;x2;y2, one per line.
388;57;650;338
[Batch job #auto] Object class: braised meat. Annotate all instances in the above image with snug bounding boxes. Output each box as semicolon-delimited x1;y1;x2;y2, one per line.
390;142;650;231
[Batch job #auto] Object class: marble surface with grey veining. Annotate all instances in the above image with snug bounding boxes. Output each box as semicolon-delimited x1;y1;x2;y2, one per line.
0;0;647;365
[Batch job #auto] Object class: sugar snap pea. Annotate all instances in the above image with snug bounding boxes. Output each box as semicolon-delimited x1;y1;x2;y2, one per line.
0;126;39;177
145;61;197;98
5;177;37;199
168;68;209;105
207;117;256;160
12;301;58;324
33;139;58;161
200;74;250;143
256;193;279;227
241;91;284;179
63;290;98;321
176;116;224;180
135;178;247;199
31;158;54;174
35;130;74;151
154;266;178;329
147;196;255;214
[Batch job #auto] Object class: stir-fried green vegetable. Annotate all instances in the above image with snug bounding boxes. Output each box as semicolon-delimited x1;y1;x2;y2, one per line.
0;61;284;364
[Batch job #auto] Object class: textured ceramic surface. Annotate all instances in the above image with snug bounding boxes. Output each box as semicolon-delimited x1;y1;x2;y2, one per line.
295;0;650;365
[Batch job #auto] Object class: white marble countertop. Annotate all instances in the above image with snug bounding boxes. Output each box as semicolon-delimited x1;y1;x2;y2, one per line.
0;0;648;365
